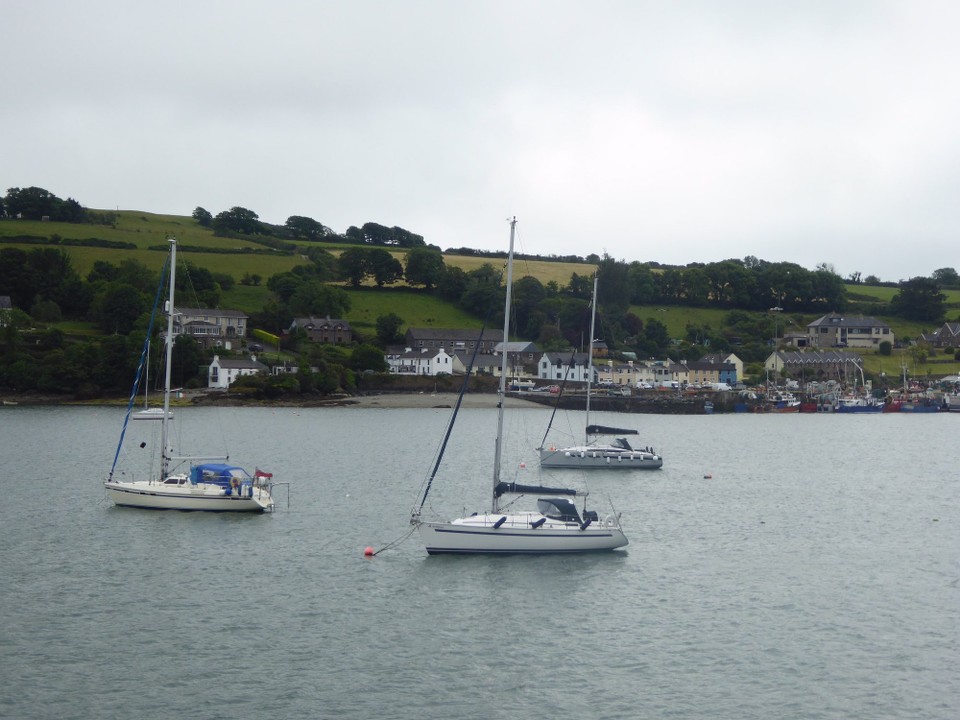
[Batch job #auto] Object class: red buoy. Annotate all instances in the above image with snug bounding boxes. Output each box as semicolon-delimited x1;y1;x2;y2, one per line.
363;546;375;557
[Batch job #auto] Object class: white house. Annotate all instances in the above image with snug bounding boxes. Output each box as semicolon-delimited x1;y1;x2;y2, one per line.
208;354;269;389
537;352;595;383
386;347;454;376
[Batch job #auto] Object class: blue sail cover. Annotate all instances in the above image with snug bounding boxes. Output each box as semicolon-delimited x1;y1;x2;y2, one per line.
190;464;252;488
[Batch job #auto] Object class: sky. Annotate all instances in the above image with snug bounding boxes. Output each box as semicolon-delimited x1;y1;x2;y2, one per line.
3;0;958;282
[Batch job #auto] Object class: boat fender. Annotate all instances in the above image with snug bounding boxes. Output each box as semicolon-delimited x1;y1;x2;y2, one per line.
606;457;610;463
530;517;546;529
604;515;617;528
493;516;507;529
579;518;592;531
550;446;555;452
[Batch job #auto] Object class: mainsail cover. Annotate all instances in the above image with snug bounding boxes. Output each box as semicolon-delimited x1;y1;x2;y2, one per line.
586;424;639;436
494;482;579;498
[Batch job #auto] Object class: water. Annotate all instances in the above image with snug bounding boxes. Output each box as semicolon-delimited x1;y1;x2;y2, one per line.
1;405;957;719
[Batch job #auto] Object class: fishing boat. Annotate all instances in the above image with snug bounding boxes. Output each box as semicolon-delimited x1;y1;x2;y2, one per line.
410;219;628;554
538;276;662;470
103;237;275;512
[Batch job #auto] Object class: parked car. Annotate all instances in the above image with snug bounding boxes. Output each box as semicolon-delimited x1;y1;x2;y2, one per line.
248;342;264;352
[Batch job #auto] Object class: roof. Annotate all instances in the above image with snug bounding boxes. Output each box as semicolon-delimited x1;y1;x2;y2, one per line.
394;347;449;360
933;322;960;338
807;312;889;329
540;351;591;366
493;341;540;353
453;351;499;367
175;306;248;318
406;327;503;342
212;356;268;370
773;350;862;365
685;360;735;371
290;316;352;330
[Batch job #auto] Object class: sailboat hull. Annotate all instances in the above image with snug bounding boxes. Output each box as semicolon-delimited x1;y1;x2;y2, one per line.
539;446;663;470
418;514;628;554
104;481;273;512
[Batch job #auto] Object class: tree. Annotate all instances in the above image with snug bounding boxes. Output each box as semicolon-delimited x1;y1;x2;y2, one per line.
460;263;503;318
405;247;445;290
437;265;467;302
285;215;328;240
93;283;148;334
192;207;213;227
288;280;351;318
366;248;404;287
932;267;960;288
170;335;207;388
5;186;61;220
212;206;260;235
351;344;389;372
890;277;947;322
511;276;547;338
596;256;631;311
375;313;404;346
338;247;369;287
177;261;220;307
628;262;659;305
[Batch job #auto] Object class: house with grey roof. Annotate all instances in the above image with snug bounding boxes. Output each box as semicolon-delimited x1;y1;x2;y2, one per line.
404;328;504;354
174;306;249;349
207;354;269;389
452;351;501;376
765;350;862;379
806;313;893;348
920;322;960;348
288;316;353;345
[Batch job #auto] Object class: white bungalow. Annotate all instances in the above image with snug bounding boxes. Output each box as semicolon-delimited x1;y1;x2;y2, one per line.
208;355;269;389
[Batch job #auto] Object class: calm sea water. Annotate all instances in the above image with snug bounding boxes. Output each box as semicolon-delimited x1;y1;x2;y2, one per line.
0;405;957;720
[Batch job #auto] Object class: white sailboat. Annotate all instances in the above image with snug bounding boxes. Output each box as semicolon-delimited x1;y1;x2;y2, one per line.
104;237;275;512
410;218;628;554
538;276;662;470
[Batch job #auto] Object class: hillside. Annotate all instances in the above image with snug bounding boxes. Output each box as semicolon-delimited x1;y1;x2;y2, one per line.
2;208;959;353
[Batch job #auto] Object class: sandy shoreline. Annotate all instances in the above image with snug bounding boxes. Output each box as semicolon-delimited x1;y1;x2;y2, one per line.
338;392;543;409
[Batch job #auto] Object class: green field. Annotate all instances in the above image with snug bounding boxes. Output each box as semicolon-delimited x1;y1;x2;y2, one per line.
4;211;958;350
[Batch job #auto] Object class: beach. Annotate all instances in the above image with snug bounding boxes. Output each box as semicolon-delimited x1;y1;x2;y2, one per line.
339;391;542;409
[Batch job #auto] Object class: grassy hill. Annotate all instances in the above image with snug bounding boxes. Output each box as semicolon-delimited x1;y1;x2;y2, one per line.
3;209;958;360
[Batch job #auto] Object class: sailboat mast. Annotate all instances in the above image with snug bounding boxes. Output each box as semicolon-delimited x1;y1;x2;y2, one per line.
160;237;177;480
492;217;517;514
584;274;597;442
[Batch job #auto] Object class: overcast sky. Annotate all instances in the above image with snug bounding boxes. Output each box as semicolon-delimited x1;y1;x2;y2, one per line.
3;1;958;282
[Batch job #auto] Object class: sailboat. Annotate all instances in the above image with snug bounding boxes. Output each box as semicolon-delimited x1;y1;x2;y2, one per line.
410;218;628;554
538;276;662;470
103;237;275;512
